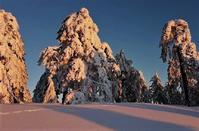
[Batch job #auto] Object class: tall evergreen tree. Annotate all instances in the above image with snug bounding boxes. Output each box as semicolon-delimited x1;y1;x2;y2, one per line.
0;10;32;103
115;50;149;103
33;8;120;104
160;19;199;106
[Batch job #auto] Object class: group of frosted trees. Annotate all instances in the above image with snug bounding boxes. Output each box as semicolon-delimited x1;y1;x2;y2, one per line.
115;19;199;106
147;19;199;106
32;8;199;106
33;8;152;104
1;8;199;106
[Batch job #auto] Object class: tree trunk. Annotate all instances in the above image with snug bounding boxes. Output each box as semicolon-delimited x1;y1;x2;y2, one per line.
177;46;190;106
62;89;68;104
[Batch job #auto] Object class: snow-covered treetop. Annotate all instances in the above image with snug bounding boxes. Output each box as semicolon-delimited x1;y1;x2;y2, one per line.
150;73;163;87
38;8;117;73
57;8;99;44
0;9;24;59
160;19;191;62
150;73;161;83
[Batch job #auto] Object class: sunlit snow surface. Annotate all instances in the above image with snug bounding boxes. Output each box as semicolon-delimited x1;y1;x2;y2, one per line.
0;103;199;131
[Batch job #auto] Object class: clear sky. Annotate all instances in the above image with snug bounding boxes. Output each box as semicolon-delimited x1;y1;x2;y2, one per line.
1;0;199;95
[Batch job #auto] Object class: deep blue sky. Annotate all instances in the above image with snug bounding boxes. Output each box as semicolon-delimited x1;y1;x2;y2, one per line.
1;0;199;94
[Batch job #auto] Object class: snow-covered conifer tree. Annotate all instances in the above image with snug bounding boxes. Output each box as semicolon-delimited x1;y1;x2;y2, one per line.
149;73;167;104
33;8;120;104
115;50;149;102
160;19;199;105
